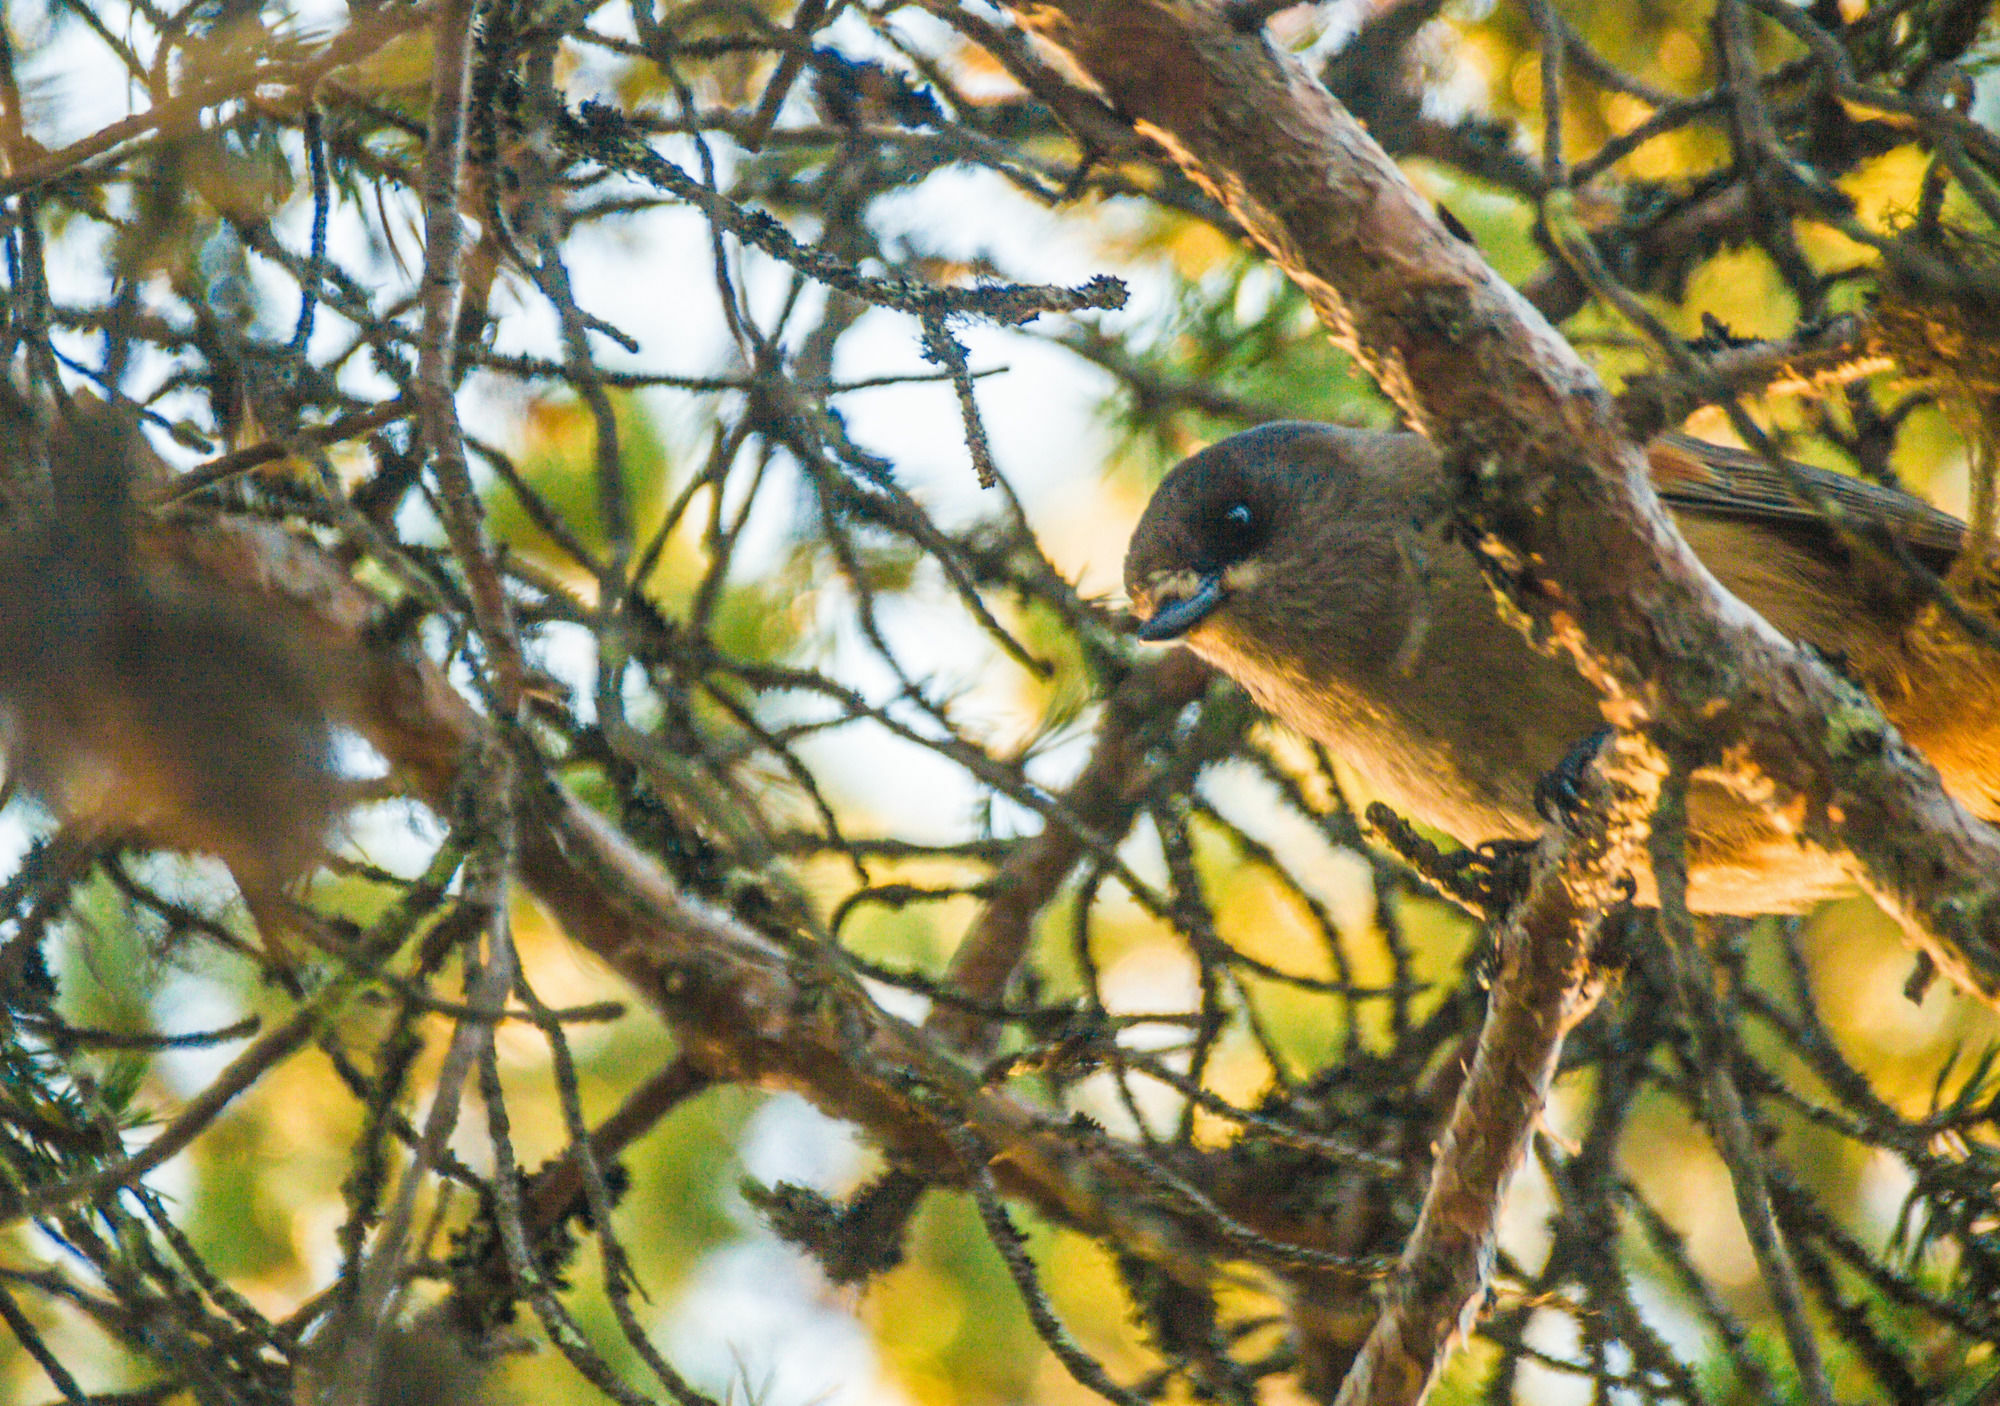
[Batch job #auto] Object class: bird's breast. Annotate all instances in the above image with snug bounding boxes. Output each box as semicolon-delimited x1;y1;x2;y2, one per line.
1186;621;1547;842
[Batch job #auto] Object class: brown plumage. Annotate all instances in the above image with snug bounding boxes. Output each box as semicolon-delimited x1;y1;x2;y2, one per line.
1124;422;2000;914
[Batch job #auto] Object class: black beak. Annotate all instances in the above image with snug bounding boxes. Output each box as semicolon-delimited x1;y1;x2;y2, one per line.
1136;574;1225;641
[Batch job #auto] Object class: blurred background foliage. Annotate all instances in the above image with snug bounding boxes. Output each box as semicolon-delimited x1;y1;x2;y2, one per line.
0;0;1998;1403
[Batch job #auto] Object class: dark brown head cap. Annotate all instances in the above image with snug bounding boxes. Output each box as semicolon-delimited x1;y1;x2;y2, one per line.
1124;422;1435;640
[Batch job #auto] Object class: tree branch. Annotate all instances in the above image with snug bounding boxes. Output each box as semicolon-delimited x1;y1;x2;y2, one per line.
1330;774;1632;1406
998;0;2000;1007
161;513;1403;1298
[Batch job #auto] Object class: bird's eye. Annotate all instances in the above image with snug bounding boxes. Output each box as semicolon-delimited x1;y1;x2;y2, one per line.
1213;500;1262;560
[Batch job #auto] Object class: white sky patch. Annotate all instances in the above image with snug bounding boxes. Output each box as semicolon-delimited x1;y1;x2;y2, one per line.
666;1240;914;1406
148;969;256;1098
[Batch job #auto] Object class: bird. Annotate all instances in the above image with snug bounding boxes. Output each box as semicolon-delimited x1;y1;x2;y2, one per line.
1123;422;2000;914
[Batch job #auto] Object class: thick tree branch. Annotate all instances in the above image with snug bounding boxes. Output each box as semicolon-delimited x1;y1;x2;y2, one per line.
968;3;2000;1400
1000;0;2000;1006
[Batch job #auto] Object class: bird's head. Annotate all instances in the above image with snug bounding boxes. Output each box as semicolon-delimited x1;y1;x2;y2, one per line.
1124;422;1436;661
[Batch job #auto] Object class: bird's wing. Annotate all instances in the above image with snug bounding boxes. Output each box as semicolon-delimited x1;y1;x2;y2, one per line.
1648;432;1967;565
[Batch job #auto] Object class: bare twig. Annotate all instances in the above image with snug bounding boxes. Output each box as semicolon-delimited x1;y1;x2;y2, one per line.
417;0;526;710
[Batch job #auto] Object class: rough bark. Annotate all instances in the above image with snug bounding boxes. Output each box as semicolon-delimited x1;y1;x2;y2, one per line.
1003;0;2000;1003
985;4;2000;1401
